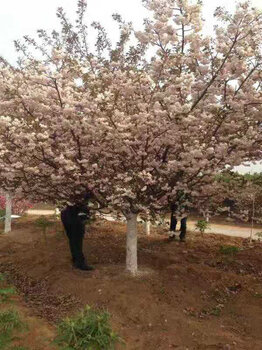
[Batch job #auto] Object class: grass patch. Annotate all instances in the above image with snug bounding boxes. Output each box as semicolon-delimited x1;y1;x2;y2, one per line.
209;306;222;317
219;245;240;256
55;306;122;350
0;332;12;349
0;274;5;282
0;309;27;350
0;288;16;303
0;310;25;334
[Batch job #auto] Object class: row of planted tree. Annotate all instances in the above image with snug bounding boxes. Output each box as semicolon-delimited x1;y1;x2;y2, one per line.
1;0;262;274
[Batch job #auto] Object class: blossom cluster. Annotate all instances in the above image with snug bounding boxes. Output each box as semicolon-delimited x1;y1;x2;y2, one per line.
0;0;262;217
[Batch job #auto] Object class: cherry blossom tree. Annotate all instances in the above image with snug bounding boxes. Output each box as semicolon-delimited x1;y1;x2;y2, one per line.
215;172;262;224
1;0;262;274
0;195;32;216
193;172;262;233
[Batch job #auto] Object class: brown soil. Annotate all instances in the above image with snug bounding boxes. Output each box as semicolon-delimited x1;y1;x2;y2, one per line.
0;216;262;350
0;277;58;349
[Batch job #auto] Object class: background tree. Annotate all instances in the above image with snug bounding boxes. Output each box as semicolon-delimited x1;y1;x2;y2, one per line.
216;172;262;224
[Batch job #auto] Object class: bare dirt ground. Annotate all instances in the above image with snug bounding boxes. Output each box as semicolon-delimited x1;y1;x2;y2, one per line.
0;273;59;349
0;216;262;350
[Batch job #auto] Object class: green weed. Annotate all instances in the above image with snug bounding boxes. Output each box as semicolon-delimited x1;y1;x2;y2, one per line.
0;274;5;282
0;310;25;334
0;288;16;303
255;232;262;241
0;310;27;350
0;332;12;349
219;245;240;255
209;307;221;317
195;220;210;236
35;216;55;243
254;292;262;298
55;306;122;350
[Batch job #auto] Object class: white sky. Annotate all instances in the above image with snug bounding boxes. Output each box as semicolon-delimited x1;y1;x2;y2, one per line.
1;0;261;64
1;0;262;173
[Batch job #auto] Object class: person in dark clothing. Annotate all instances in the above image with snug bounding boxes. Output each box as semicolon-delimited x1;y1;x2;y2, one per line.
169;201;188;242
169;214;187;242
61;203;94;271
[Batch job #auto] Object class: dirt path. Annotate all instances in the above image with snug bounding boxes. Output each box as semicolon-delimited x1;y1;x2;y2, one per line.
27;209;56;215
26;210;261;240
187;220;260;240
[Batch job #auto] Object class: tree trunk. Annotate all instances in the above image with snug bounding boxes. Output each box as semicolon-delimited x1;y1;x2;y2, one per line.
250;195;255;243
145;220;151;235
4;193;12;234
126;213;138;275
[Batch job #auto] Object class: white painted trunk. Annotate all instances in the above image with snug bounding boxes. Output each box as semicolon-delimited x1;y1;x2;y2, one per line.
250;196;255;243
145;220;151;235
4;193;12;233
126;213;138;275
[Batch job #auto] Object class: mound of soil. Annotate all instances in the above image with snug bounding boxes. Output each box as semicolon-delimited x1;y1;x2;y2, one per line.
0;217;261;350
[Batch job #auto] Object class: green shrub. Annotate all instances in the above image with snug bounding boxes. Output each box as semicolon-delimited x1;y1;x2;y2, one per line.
0;331;12;349
209;306;221;316
0;310;25;334
0;287;16;303
55;306;122;350
195;220;210;236
219;245;240;255
0;309;27;350
255;232;262;241
35;216;55;243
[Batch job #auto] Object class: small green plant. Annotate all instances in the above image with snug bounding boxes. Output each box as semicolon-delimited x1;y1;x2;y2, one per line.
0;273;5;282
55;306;122;350
0;309;25;334
159;286;166;295
35;216;55;243
219;245;240;256
209;306;222;317
0;287;16;303
255;232;262;241
0;331;12;349
0;309;27;350
195;220;210;237
254;292;262;298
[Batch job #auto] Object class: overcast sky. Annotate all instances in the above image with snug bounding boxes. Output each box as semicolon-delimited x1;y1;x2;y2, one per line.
1;0;262;174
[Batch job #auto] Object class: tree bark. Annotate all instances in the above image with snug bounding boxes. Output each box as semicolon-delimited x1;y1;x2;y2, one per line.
4;193;12;234
145;220;151;235
250;195;255;243
126;212;138;275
